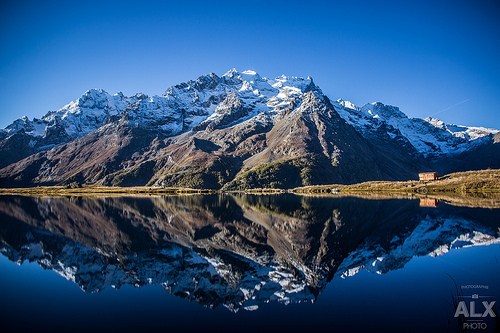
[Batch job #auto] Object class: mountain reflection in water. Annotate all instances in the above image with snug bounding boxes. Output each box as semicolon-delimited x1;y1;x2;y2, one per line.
0;194;499;312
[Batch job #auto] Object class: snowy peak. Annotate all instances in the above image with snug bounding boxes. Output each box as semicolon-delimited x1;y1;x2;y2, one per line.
0;69;323;147
268;74;319;95
75;88;112;109
2;89;145;139
1;68;498;178
336;100;407;124
56;88;143;120
223;68;262;83
360;102;406;120
159;69;325;133
166;72;221;95
220;68;320;97
1;116;36;138
222;67;239;77
45;90;146;138
424;117;499;141
336;99;358;111
334;99;497;157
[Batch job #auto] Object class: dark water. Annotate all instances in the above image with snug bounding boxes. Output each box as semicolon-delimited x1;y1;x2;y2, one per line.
0;194;499;333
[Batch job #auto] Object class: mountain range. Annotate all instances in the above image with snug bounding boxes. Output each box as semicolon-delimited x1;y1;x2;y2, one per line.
1;69;498;189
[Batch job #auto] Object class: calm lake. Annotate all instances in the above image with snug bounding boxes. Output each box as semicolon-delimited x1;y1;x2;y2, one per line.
0;193;499;332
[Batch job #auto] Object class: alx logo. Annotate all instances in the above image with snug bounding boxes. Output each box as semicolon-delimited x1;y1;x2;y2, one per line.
452;285;498;331
454;300;496;318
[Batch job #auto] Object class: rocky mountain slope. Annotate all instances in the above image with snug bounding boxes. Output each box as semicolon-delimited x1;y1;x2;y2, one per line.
0;69;498;189
1;194;498;311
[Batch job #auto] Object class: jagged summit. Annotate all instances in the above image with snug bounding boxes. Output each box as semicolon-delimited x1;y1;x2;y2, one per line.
0;70;350;147
0;69;498;188
334;99;498;157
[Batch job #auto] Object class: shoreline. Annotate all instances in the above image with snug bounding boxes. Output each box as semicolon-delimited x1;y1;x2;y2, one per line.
0;169;499;197
292;169;500;194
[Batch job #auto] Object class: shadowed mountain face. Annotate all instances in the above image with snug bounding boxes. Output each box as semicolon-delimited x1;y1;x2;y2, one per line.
1;70;498;189
0;194;498;311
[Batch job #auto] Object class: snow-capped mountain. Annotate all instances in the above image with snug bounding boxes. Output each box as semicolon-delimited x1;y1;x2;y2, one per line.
335;100;498;158
0;70;318;166
2;69;493;158
0;89;146;146
0;69;498;188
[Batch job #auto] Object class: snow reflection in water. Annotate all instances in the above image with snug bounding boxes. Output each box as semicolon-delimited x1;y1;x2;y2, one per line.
0;194;499;332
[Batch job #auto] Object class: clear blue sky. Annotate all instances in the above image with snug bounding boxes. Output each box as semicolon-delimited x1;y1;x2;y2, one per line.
1;0;499;129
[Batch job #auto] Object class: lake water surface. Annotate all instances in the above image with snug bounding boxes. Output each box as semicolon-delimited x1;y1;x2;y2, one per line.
0;194;499;332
